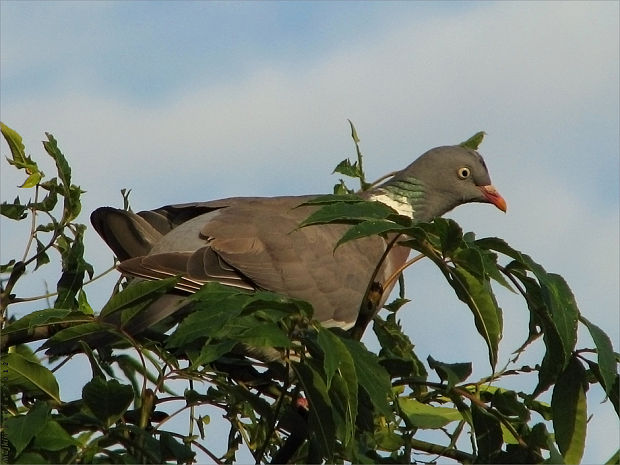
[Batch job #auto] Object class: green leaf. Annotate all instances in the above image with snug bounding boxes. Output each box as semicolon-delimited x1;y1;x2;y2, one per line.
293;363;335;461
427;356;472;388
3;401;51;456
605;450;619;465
316;327;358;399
317;327;343;387
333;179;354;195
54;226;94;310
581;316;617;398
2;123;43;186
341;338;392;417
398;398;461;429
13;452;46;464
82;378;133;427
41;322;117;355
333;158;363;178
459;131;486;150
299;193;364;206
99;276;180;318
77;289;94;315
434;218;464;257
335;219;410;249
373;314;427;380
1;309;81;334
298;201;397;228
32;419;78;451
20;171;42;188
328;351;358;446
42;132;71;193
167;290;249;348
1;197;28;220
374;430;403;452
1;122;27;164
243;291;313;320
193;340;238;366
471;403;502;461
31;180;59;211
34;238;50;271
234;321;291;348
543;274;579;359
552;356;587;464
450;265;502;368
1;259;16;272
583;359;619;416
3;353;60;403
159;431;196;463
383;297;411;313
477;238;579;366
348;118;360;143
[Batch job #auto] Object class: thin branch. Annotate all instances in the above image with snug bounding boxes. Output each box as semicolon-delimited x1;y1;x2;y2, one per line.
362;170;399;192
351;233;403;340
396;377;534;454
255;347;292;463
382;252;426;293
407;437;475;463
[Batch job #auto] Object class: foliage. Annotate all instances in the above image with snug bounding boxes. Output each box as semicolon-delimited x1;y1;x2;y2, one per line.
1;122;618;464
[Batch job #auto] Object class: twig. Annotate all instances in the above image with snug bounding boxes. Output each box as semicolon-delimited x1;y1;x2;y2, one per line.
382;252;426;293
351;233;403;340
407;437;475;463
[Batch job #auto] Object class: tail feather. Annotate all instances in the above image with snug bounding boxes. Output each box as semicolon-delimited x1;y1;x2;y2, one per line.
90;207;163;260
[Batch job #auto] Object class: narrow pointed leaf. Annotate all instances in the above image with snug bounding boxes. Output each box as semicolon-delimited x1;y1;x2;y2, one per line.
1;122;27;164
580;316;617;398
41;322;118;355
333;158;362;178
294;363;335;461
32;419;79;451
341;338;392;417
398;398;462;429
1;199;28;220
100;276;179;318
299;201;397;228
3;401;51;456
42;132;71;191
459;131;486;150
450;265;502;368
335;219;409;248
348;119;360;143
471;403;503;461
20;171;42;188
299;194;363;206
3;353;60;403
552;357;587;464
427;356;472;387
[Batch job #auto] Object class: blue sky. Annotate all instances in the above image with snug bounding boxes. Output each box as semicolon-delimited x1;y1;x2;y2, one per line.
1;1;618;463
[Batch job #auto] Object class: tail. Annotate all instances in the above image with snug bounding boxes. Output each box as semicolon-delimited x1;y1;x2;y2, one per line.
90;207;165;260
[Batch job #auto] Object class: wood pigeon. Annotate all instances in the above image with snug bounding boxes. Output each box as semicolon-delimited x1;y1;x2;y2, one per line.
91;145;506;338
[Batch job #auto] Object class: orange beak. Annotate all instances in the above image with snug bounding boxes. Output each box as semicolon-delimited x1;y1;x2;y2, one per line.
479;185;507;212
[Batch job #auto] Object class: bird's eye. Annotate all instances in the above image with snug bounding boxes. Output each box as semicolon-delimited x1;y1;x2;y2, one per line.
457;167;471;179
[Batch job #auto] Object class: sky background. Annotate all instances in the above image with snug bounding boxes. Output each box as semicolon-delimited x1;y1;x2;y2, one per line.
1;1;618;463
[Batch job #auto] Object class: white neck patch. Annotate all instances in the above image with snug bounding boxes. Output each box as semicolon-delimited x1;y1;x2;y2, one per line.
369;192;414;218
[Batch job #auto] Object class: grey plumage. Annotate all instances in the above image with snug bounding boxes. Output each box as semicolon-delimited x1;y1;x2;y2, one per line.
90;145;506;342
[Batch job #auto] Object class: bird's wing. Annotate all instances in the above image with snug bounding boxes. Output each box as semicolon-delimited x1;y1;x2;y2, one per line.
115;196;409;328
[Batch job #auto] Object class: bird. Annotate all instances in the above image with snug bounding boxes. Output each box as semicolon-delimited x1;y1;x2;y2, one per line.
88;145;506;343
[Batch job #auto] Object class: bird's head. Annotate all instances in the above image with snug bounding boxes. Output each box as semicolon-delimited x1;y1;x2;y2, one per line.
379;145;507;221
